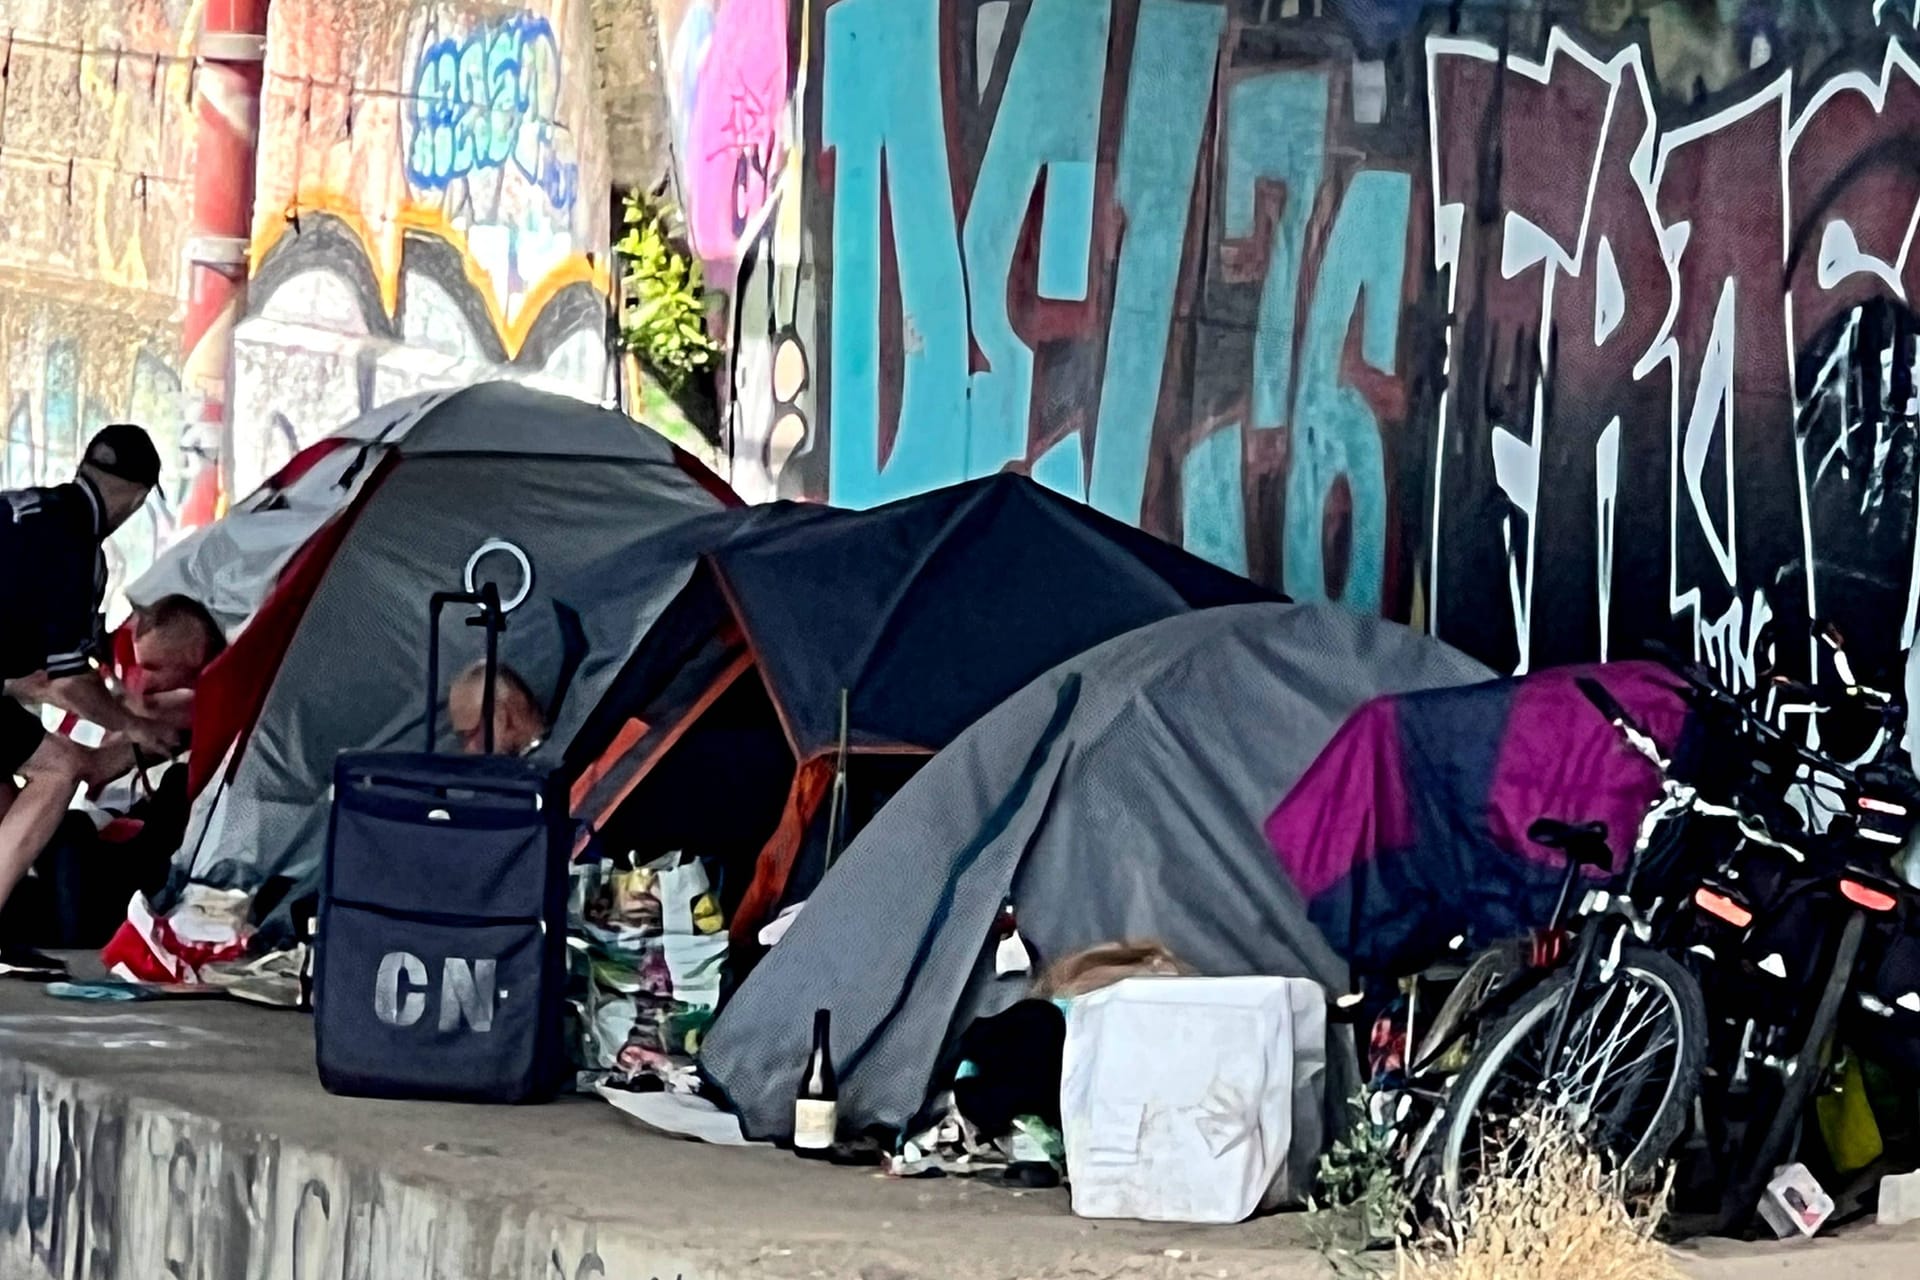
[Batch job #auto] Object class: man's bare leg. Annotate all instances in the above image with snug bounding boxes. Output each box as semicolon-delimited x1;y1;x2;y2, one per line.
0;735;86;923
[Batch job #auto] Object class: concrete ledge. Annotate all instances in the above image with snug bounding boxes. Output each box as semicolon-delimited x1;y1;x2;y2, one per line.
0;984;1911;1279
0;987;1329;1280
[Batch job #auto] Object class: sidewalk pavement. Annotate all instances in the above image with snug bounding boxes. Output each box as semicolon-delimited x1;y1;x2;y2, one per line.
0;978;1908;1279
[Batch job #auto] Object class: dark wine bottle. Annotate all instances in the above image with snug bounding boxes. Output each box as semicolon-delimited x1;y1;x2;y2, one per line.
794;1008;838;1158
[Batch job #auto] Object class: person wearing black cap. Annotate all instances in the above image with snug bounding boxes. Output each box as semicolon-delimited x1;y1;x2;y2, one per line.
1;424;183;937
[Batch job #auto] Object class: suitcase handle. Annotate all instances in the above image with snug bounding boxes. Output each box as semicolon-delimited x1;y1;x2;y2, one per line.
426;583;506;754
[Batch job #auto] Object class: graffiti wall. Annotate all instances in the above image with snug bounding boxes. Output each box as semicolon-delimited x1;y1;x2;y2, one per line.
654;0;814;503
687;0;1920;686
1423;15;1920;685
0;0;201;599
0;303;194;607
233;0;612;495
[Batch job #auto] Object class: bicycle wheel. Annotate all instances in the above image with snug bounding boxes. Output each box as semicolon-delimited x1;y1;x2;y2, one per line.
1435;946;1707;1213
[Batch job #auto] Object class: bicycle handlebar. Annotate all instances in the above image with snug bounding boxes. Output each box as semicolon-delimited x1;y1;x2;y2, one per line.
1639;642;1877;792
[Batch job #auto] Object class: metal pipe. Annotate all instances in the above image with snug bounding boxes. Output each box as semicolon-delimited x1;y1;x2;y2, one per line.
180;0;270;528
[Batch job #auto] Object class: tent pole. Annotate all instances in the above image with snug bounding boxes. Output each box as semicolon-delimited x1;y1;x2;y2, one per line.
824;688;850;868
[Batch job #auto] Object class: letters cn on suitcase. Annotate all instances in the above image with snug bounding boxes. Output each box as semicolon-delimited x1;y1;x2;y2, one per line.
316;585;571;1103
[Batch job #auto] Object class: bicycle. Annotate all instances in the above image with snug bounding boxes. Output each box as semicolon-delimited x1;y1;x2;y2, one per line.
1423;641;1920;1230
1419;675;1709;1213
1652;651;1919;1232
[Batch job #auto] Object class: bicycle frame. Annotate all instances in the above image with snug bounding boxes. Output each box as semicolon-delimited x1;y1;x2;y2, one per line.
1541;886;1660;1078
1404;961;1554;1081
1403;837;1607;1081
1708;908;1868;1231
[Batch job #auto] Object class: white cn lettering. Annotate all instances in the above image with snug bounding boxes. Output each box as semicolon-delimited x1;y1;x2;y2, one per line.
438;958;497;1033
374;951;428;1027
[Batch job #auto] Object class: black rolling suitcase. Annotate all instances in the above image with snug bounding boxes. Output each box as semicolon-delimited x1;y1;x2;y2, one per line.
315;585;570;1102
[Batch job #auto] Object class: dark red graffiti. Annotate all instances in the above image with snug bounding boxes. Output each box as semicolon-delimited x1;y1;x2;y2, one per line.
1429;37;1920;683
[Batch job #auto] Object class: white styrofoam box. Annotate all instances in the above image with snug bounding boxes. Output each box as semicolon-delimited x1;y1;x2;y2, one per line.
1878;1169;1920;1227
1061;975;1328;1224
1758;1163;1833;1239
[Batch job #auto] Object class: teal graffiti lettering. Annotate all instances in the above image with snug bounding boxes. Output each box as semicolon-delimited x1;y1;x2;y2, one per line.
1182;422;1248;576
1283;170;1410;611
961;0;1110;480
1224;70;1329;433
823;0;970;508
1086;0;1224;525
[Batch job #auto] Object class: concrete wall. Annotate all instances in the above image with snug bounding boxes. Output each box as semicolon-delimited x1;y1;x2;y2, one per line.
231;0;615;496
592;0;675;192
0;1050;674;1280
0;0;202;601
4;0;645;581
680;0;1920;687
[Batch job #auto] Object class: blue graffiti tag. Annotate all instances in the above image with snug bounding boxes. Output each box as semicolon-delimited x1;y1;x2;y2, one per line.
405;13;579;212
816;0;1414;611
1283;170;1410;611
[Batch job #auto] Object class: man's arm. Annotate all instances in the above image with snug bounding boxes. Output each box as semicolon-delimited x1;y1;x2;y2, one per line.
42;670;177;753
43;669;138;731
87;732;140;792
0;670;51;703
133;688;195;734
9;669;188;742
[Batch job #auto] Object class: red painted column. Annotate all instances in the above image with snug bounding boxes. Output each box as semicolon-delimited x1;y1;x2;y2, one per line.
179;0;269;528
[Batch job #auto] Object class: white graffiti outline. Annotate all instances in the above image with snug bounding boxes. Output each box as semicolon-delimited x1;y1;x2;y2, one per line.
1427;31;1665;673
1874;1;1920;30
1430;32;1920;686
1783;42;1920;669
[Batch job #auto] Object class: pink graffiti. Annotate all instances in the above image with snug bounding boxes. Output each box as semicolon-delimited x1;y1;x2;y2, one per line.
685;0;790;263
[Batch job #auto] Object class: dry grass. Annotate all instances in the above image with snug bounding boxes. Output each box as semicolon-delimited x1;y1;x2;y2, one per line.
1396;1109;1684;1280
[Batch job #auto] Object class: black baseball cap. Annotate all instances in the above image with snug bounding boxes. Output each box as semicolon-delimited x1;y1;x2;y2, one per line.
83;423;162;489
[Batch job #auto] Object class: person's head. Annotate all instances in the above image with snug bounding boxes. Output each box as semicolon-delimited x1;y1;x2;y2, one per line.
131;595;226;694
79;423;161;534
449;662;547;756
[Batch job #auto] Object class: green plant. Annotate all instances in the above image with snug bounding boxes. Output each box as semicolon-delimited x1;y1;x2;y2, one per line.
616;193;720;393
1314;1090;1406;1224
1309;1090;1411;1277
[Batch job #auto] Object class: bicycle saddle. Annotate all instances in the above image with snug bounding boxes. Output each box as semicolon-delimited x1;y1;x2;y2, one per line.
1528;818;1610;866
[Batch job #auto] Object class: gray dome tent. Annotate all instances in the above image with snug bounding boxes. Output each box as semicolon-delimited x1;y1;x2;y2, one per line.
168;383;737;928
700;603;1492;1151
128;392;465;636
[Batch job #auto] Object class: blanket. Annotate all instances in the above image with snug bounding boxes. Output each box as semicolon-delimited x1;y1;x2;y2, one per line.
1266;662;1690;975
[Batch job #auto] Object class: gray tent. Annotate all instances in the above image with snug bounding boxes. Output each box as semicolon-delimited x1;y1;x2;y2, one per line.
171;383;735;925
129;392;463;636
701;603;1492;1147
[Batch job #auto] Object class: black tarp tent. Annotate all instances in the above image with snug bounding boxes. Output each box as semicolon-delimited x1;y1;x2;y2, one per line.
565;474;1275;944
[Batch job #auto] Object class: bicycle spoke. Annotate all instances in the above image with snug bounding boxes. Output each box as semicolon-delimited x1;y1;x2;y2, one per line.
1572;987;1661;1109
1593;1030;1678;1091
1565;990;1609;1070
1450;964;1688;1202
1554;991;1628;1109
